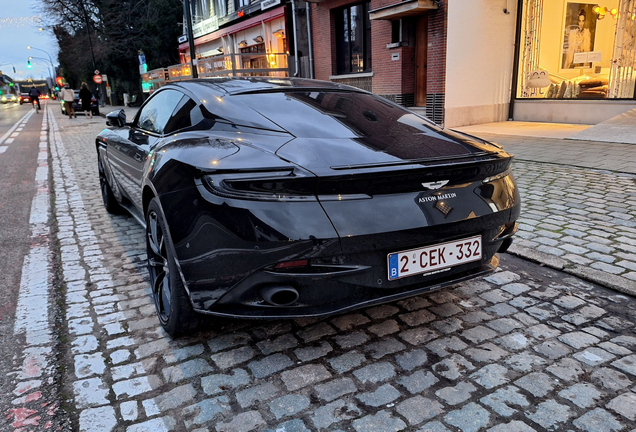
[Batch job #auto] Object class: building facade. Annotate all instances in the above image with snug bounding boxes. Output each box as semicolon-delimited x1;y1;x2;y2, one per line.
144;0;292;92
308;0;636;127
150;0;636;127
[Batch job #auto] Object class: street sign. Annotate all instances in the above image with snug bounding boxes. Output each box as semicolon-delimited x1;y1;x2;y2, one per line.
94;70;100;75
93;74;103;84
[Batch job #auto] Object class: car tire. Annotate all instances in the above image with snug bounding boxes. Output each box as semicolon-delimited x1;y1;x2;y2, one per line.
146;198;199;336
97;153;124;214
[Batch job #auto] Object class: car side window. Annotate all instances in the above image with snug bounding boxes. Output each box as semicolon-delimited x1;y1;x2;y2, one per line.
136;89;184;135
163;96;200;135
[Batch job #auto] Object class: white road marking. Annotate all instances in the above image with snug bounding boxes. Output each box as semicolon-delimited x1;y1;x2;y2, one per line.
0;110;33;145
5;138;14;144
0;146;7;153
7;108;56;429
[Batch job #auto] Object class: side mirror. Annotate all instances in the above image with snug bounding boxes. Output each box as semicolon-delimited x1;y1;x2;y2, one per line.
106;109;127;128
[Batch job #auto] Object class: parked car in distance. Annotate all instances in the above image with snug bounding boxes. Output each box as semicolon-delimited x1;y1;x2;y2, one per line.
96;77;521;336
61;90;99;116
19;93;32;104
1;94;18;104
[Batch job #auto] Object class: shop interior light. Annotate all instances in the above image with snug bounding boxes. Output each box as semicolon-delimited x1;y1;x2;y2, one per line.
238;40;248;47
253;35;264;43
610;8;618;17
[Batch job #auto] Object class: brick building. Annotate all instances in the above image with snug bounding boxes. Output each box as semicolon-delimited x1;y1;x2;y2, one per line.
308;0;446;123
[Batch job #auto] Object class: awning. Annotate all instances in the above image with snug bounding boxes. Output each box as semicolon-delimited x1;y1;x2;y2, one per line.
369;0;438;20
199;49;224;57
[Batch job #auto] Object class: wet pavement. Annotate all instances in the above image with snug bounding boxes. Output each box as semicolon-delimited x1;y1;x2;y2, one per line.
4;107;636;431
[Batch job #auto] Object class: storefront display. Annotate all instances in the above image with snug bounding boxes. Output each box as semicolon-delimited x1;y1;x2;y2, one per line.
517;0;636;100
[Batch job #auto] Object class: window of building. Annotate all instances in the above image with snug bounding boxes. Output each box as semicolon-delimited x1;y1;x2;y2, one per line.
192;0;211;23
517;0;636;100
216;0;227;17
390;18;415;46
335;2;372;74
235;0;249;9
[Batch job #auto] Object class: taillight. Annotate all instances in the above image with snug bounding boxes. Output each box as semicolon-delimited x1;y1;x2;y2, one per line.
202;169;318;201
275;260;309;269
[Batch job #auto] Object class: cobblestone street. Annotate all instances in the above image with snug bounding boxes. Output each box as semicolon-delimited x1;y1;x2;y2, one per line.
12;106;636;431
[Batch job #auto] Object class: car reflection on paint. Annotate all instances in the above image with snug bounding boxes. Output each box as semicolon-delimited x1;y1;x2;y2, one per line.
96;77;520;336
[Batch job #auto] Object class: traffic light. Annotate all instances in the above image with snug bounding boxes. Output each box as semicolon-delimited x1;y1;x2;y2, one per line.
27;60;32;69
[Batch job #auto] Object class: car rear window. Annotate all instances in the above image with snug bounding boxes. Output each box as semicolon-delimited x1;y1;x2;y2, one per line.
233;91;443;139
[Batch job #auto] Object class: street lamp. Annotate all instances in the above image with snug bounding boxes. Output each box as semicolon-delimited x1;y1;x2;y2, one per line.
28;56;55;83
0;63;17;74
27;46;55;70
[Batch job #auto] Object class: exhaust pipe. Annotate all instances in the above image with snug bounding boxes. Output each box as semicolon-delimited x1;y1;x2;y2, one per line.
498;237;513;253
260;285;299;306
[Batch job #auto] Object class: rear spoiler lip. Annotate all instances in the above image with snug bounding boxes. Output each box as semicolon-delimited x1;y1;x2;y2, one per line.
329;152;506;171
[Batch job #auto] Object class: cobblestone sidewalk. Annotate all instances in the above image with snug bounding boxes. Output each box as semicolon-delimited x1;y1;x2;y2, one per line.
509;162;636;294
47;108;636;431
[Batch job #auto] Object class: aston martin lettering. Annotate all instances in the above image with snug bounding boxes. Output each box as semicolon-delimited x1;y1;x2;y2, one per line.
418;192;457;203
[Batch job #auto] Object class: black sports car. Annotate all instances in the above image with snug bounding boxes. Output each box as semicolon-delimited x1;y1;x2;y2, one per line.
97;78;520;336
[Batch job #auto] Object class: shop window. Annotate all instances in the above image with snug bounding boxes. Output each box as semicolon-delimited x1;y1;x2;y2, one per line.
239;43;268;75
335;2;372;74
517;0;636;99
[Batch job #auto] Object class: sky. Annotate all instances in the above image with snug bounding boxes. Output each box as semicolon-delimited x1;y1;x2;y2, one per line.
0;1;60;81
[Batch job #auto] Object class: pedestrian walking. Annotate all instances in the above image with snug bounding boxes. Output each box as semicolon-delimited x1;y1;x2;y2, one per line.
79;82;93;119
60;84;76;119
94;86;102;108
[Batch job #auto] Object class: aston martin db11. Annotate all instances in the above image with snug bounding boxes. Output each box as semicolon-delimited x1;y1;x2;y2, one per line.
96;77;520;336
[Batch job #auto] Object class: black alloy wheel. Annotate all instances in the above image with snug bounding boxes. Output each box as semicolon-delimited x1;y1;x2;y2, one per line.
146;198;199;336
97;153;123;214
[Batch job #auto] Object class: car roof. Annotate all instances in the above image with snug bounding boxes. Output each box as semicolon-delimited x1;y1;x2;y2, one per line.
171;77;366;97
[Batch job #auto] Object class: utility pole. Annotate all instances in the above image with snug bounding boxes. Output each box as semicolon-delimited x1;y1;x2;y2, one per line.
183;0;198;78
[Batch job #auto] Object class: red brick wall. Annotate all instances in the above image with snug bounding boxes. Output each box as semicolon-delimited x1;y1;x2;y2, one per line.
426;0;447;95
310;0;447;100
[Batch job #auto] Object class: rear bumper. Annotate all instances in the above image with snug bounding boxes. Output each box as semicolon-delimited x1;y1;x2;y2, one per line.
198;254;500;319
189;207;518;318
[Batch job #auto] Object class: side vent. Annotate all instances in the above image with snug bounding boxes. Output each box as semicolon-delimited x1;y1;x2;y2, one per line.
426;93;445;126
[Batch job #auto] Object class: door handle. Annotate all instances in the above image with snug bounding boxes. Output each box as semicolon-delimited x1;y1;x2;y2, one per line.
134;153;143;162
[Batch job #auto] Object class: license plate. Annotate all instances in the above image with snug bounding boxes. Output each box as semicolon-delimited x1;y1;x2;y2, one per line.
388;235;482;280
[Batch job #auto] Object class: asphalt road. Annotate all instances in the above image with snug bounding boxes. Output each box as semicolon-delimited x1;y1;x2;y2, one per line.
0;102;46;419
